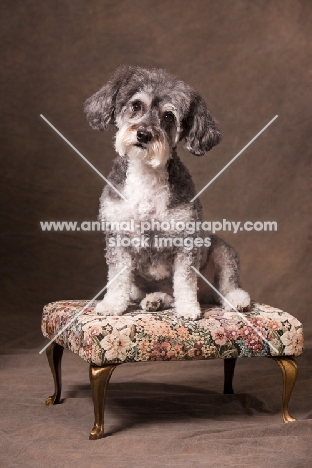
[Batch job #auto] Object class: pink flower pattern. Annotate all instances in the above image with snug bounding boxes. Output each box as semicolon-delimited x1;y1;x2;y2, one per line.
211;327;227;346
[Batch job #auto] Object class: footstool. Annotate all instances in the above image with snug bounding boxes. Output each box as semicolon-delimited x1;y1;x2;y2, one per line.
41;300;303;440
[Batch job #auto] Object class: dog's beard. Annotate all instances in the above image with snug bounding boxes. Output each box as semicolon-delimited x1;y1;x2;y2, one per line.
115;125;171;168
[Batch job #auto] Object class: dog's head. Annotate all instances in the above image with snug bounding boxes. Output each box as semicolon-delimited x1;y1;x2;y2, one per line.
85;65;222;167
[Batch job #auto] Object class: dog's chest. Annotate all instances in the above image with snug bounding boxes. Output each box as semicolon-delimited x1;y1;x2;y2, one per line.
101;159;198;239
117;161;170;220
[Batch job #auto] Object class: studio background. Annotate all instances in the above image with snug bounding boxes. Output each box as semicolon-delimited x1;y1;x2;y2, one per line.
1;1;311;467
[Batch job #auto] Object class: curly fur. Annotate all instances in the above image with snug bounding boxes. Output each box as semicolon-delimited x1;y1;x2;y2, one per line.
85;66;250;319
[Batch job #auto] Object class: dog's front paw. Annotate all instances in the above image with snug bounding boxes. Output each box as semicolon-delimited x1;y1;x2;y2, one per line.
175;301;202;321
94;301;111;316
223;289;250;312
95;295;128;316
141;292;174;312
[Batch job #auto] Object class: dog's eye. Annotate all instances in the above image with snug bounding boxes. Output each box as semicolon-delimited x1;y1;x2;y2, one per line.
163;112;174;123
132;101;142;112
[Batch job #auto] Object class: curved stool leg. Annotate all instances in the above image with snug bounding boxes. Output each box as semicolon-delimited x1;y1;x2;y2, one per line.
272;356;298;422
45;342;64;405
223;358;236;394
89;364;119;440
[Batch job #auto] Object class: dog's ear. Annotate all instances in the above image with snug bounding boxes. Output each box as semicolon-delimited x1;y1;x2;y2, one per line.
182;93;222;156
84;65;137;131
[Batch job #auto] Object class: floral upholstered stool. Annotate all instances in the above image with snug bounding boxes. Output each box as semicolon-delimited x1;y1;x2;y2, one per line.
41;300;303;440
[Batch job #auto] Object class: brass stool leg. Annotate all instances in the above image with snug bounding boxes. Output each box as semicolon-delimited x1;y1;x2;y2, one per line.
89;364;119;440
272;356;298;422
223;357;236;394
45;342;64;405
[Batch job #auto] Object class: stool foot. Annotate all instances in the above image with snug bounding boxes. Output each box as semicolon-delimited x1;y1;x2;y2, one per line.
45;342;64;405
272;356;298;422
223;357;236;394
89;364;119;440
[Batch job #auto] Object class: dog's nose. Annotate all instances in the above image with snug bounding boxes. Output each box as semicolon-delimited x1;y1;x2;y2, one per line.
137;129;153;144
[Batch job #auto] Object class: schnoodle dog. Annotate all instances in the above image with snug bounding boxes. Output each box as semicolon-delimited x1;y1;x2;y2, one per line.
85;65;250;320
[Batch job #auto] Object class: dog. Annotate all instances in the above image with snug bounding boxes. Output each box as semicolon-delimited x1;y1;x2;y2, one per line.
85;65;250;320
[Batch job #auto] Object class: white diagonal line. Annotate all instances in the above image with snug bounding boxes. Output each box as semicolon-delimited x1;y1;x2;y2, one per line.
40;114;128;201
191;266;279;354
190;115;278;202
39;265;128;354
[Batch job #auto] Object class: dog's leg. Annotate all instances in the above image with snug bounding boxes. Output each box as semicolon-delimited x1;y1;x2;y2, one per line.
130;284;146;302
212;241;250;311
95;250;133;316
173;252;202;320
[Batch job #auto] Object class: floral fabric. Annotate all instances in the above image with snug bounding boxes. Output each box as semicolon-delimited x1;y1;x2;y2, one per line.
41;301;303;366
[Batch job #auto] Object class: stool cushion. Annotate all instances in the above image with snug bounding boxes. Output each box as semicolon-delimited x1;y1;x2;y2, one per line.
41;301;303;366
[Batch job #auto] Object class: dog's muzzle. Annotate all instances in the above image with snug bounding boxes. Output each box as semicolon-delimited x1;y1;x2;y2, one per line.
136;128;153;145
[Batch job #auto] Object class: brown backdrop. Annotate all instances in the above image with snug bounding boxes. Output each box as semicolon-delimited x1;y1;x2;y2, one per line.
1;0;311;346
0;1;311;466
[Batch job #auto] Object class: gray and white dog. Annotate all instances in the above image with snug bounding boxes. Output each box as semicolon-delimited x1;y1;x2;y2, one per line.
85;65;250;320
